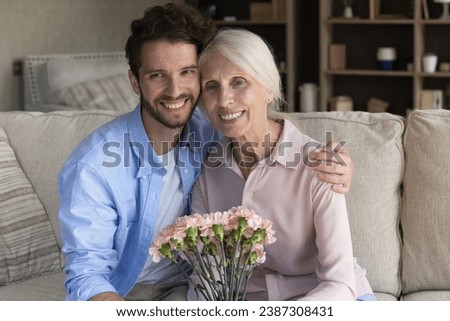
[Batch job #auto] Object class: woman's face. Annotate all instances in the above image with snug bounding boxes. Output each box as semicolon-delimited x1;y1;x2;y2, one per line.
200;51;273;140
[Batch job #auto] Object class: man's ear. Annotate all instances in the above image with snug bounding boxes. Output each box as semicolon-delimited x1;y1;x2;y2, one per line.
128;69;140;95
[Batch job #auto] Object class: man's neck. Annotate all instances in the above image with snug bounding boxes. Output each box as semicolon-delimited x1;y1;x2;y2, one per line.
141;112;184;155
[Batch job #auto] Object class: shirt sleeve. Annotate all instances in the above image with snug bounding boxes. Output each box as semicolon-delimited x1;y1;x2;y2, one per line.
58;161;119;300
301;177;357;301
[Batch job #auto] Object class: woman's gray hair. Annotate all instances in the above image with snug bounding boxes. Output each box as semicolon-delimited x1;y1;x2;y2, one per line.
198;28;286;112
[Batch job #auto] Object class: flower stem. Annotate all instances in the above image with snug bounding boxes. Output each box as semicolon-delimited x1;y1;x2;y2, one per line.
212;253;227;300
228;233;243;300
182;250;214;301
241;268;254;301
218;239;230;300
193;246;221;300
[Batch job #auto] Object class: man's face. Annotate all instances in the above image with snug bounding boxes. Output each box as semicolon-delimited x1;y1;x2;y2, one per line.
129;40;200;129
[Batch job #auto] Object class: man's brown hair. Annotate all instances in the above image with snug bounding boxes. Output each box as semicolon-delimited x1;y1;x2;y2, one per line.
125;3;217;78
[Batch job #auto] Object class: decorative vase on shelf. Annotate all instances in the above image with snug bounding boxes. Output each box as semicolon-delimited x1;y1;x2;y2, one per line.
434;0;450;20
342;0;354;18
343;6;353;18
299;83;319;113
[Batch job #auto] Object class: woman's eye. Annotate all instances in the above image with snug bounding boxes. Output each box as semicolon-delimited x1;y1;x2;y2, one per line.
233;78;246;88
204;82;218;91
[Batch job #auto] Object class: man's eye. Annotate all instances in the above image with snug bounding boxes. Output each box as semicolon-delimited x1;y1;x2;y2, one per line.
150;73;164;79
182;69;196;76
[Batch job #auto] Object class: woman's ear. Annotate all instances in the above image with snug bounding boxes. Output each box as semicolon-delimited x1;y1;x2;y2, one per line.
128;69;140;95
266;90;276;105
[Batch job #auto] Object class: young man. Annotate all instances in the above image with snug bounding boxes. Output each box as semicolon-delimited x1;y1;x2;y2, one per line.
58;3;354;301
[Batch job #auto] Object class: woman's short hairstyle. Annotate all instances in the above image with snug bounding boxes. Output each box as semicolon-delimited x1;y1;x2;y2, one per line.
198;28;285;111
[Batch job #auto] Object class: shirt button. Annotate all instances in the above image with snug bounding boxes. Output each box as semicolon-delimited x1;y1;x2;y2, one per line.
184;169;188;174
152;193;157;200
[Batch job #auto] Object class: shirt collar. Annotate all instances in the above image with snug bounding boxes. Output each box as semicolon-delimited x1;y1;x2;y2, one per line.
268;119;309;169
206;120;306;170
126;105;165;178
126;104;203;178
178;120;201;153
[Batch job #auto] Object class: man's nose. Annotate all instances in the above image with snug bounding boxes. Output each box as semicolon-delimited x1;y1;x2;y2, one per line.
165;76;183;98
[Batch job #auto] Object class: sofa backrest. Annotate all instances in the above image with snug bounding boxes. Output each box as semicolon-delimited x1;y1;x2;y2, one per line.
8;108;450;300
0;110;122;247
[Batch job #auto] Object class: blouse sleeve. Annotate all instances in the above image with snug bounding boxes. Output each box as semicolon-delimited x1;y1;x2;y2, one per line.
301;177;357;301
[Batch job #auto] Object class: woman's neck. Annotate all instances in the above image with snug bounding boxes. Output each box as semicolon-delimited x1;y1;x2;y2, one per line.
232;119;283;180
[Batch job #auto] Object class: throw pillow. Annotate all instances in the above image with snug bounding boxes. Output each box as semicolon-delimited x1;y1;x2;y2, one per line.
401;109;450;295
0;127;61;285
45;55;128;104
57;73;138;111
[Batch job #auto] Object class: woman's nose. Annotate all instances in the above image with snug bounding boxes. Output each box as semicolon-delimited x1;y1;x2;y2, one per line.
218;88;234;108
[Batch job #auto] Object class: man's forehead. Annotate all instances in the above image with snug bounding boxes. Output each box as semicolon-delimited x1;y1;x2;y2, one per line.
139;40;198;69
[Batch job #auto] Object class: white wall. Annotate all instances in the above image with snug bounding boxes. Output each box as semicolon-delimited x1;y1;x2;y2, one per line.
0;0;168;111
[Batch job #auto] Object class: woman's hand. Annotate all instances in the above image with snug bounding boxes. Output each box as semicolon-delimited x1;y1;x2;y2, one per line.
310;141;354;194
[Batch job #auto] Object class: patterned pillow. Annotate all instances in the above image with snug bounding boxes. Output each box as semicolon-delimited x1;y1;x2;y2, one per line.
57;73;138;111
0;127;61;285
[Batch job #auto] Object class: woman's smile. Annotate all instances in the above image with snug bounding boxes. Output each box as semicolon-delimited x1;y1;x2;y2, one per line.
219;111;244;121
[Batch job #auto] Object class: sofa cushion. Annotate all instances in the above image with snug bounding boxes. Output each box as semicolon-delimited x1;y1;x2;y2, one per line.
279;111;404;297
0;271;66;300
0;127;61;285
57;74;138;111
401;109;450;294
0;110;123;247
402;291;450;301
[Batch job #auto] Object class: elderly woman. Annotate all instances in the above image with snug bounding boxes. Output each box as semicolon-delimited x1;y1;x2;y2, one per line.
191;28;374;301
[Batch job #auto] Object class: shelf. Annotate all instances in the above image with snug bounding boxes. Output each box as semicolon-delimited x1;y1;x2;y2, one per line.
419;19;450;25
215;20;286;26
325;18;414;25
418;72;450;78
319;0;450;114
325;70;415;77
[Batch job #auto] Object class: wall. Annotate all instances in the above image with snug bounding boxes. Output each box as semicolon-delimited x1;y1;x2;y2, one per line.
0;0;167;111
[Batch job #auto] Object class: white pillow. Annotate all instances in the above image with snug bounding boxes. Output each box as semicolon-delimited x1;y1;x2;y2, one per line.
57;73;138;111
45;57;129;104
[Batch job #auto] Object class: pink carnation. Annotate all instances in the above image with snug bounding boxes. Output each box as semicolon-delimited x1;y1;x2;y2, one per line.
148;206;277;301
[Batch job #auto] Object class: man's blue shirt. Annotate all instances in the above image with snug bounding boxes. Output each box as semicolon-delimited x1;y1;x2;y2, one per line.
58;105;219;300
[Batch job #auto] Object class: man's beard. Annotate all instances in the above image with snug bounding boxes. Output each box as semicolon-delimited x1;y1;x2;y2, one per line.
140;95;197;129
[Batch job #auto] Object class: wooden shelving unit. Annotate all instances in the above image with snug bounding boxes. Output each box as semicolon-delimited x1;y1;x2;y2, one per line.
320;0;450;115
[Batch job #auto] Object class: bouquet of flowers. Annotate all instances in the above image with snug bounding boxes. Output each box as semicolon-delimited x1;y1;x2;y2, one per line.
150;206;276;301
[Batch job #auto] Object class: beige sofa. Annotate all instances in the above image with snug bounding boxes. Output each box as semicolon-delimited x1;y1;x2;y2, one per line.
0;108;449;301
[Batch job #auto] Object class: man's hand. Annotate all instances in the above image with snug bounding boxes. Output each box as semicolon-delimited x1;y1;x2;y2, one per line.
310;141;354;194
89;292;124;301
